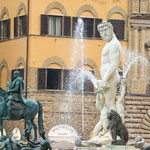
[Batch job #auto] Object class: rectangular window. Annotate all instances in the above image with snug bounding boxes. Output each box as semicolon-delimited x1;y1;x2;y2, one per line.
14;15;28;38
108;19;125;40
11;68;24;82
72;17;102;38
0;19;10;41
72;17;94;38
41;15;71;37
38;68;94;92
38;68;62;90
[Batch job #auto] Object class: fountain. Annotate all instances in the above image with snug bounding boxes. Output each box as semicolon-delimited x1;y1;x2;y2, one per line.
0;18;149;150
72;21;149;150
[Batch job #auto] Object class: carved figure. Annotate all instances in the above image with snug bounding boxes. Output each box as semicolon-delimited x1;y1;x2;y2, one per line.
21;130;52;150
107;110;128;145
128;136;144;148
89;21;122;144
0;87;44;141
0;134;23;150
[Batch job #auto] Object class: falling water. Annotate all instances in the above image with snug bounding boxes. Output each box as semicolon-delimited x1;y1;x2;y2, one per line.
76;50;150;91
121;50;149;79
64;18;85;133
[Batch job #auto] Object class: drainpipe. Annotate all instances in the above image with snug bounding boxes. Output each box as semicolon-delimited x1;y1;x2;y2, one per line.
25;0;30;129
25;0;30;99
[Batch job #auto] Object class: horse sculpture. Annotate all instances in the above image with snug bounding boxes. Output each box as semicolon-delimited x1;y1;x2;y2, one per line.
0;87;44;141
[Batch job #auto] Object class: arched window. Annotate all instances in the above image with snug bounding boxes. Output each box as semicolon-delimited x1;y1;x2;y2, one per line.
0;7;10;41
38;57;66;90
73;5;102;38
108;13;125;40
11;62;24;81
41;2;71;37
14;3;27;38
107;7;127;40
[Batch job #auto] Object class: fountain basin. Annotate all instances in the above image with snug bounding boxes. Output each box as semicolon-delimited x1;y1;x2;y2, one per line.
74;145;140;150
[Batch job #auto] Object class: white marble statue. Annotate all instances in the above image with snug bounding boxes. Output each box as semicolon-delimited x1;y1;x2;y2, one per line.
89;21;122;145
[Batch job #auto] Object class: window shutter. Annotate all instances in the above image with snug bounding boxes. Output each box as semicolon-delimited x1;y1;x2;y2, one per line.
11;70;15;82
64;16;71;36
95;18;102;38
117;20;124;40
14;17;18;37
109;19;125;40
22;15;28;36
19;68;24;79
72;17;78;37
38;68;46;89
41;15;48;35
83;18;94;37
6;19;10;40
0;21;1;41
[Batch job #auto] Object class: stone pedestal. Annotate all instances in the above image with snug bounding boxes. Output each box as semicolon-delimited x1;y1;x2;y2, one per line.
74;145;140;150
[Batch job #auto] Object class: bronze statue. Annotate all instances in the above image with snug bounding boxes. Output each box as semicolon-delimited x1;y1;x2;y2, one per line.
4;70;30;120
107;110;128;145
0;134;23;150
0;82;45;141
21;130;52;150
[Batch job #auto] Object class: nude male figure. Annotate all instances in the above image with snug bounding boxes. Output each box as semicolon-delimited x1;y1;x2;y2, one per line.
92;21;121;139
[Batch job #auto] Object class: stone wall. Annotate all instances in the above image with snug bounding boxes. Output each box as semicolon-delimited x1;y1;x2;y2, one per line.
27;90;99;138
125;95;150;143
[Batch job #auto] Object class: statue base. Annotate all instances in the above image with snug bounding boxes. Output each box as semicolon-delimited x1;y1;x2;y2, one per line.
74;145;140;150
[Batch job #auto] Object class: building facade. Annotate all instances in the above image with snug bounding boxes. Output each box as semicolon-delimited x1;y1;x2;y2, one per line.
2;0;150;142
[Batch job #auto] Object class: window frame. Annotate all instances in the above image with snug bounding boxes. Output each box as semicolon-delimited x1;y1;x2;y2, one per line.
14;15;28;38
41;14;71;37
0;18;10;41
38;68;63;90
72;17;102;39
38;68;94;92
